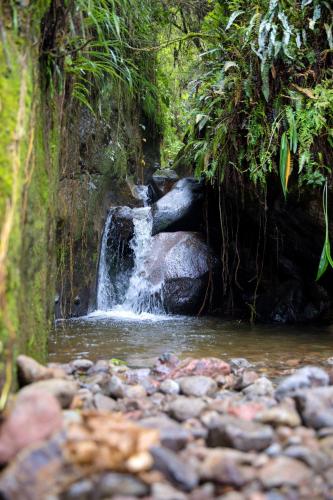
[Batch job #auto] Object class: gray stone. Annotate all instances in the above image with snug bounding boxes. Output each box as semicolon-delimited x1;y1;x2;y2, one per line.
63;480;94;499
293;386;333;428
145;232;216;315
168;397;206;421
107;375;125;399
256;405;301;427
151;177;204;235
98;473;149;497
275;366;329;401
206;415;274;452
243;377;274;399
283;445;332;472
72;359;94;372
199;449;255;487
151;482;187;500
178;376;217;397
258;456;313;488
160;379;180;395
229;358;253;372
93;393;118;411
139;416;190;451
124;384;147;399
151;446;198;491
18;378;78;409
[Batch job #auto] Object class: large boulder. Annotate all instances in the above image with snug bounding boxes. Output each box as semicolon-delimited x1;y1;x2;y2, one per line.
151;178;204;235
149;169;179;201
145;232;217;314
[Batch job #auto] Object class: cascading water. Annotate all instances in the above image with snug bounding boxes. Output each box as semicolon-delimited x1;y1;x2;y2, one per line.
95;186;164;316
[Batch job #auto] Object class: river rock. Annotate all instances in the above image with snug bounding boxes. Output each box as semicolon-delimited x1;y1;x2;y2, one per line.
199;449;256;487
151;482;187;500
229;358;253;372
206;415;274;451
167;357;231;380
275;366;329;401
256;405;301;427
150;446;199;491
145;231;216;314
124;384;147;399
139;416;190;451
63;479;94;499
178;376;217;397
151;177;204;235
293;386;333;428
93;393;118;412
107;375;125;399
98;472;149;497
18;378;79;408
283;445;332;471
71;359;94;372
234;371;259;390
0;390;62;464
17;355;66;385
258;456;313;488
160;379;180;395
168;396;206;421
242;377;274;399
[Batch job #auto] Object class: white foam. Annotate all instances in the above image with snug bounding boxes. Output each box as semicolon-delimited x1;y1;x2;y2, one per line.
86;308;173;322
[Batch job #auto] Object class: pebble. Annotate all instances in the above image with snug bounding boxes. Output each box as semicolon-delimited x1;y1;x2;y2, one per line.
160;379;180;395
18;378;78;408
275;366;329;400
258;456;313;488
168;396;206;421
243;377;274;398
93;393;118;411
98;473;149;497
206;415;274;451
177;376;217;397
150;446;198;491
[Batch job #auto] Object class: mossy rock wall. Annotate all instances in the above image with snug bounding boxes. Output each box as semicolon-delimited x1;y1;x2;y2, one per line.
0;17;59;398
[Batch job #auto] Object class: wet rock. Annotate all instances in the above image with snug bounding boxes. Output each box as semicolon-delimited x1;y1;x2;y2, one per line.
178;376;217;397
151;446;198;491
243;377;274;399
139;416;190;451
256;405;301;428
151;177;204;235
168;396;206;421
258;456;313;488
18;378;78;408
167;357;231;380
275;366;329;401
160;379;180;395
98;472;149;497
17;355;66;385
71;359;94;372
87;359;110;375
206;415;274;451
145;232;216;315
293;386;333;428
71;388;94;410
93;393;118;412
0;390;62;464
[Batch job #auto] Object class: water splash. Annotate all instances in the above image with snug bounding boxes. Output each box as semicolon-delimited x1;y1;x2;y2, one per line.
95;186;164;317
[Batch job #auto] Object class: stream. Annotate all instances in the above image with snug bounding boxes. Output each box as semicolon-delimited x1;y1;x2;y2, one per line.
51;184;333;371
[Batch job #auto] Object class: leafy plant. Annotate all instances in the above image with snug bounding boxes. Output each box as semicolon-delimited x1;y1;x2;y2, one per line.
317;180;333;280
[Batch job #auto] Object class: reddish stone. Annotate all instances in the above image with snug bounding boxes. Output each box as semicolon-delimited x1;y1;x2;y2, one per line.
227;402;265;421
0;389;62;464
165;358;230;381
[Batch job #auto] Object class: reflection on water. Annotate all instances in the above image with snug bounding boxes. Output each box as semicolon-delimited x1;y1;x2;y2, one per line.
49;311;333;369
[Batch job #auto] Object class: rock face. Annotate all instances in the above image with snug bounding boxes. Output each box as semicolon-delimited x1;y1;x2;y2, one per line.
145;232;216;314
151;178;204;236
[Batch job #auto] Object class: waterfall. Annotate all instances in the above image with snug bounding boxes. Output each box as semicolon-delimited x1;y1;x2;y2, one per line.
96;210;114;310
95;186;164;316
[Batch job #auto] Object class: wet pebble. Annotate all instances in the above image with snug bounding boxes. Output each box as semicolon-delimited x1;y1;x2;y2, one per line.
177;376;217;397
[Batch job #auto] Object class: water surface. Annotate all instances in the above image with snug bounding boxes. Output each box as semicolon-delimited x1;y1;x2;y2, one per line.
49;311;333;370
